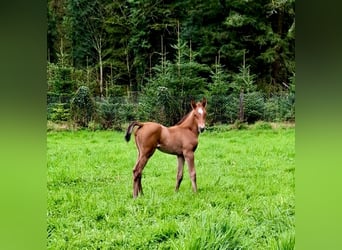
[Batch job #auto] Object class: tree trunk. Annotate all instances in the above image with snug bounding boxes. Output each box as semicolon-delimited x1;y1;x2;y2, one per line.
125;49;131;96
99;50;103;99
239;90;244;122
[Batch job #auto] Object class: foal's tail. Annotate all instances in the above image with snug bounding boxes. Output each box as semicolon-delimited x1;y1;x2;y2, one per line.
125;121;143;142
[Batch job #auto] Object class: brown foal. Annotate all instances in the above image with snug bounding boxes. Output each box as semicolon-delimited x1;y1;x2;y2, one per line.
125;98;207;198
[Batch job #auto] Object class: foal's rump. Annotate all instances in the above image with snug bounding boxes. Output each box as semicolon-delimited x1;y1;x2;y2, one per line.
125;121;163;143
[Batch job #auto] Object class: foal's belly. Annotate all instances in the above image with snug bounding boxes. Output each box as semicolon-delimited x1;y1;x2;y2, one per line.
157;129;198;155
157;128;184;155
157;143;182;155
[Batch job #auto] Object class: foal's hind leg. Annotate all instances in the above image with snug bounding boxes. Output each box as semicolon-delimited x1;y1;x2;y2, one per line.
175;155;185;191
132;148;156;198
132;155;148;198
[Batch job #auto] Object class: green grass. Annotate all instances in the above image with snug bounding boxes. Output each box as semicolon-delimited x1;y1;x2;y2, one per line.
47;125;295;249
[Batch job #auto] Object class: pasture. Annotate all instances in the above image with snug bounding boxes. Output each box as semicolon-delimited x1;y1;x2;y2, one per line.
47;123;295;249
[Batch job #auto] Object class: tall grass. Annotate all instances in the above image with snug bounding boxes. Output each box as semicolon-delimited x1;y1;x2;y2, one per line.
47;124;294;249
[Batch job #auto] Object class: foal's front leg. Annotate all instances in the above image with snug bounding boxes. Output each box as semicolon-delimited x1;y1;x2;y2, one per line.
175;155;185;191
184;151;197;193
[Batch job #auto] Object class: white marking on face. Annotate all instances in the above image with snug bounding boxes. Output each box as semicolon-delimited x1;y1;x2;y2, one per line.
198;108;203;115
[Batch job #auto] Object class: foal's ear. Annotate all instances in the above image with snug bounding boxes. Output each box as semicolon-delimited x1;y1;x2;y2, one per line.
202;97;207;108
191;99;197;109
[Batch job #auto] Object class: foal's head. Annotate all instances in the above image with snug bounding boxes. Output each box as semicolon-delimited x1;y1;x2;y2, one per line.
191;97;207;133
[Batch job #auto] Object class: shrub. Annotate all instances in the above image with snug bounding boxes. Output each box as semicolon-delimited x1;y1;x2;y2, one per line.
95;97;137;130
263;97;279;121
47;62;76;94
263;93;295;122
207;94;239;125
96;100;115;129
208;91;266;125
50;103;70;122
224;95;240;124
243;91;265;123
232;119;248;130
119;101;137;122
139;86;181;126
87;120;102;131
47;92;73;121
70;86;95;127
96;99;122;130
252;121;273;130
47;120;73;132
280;92;295;121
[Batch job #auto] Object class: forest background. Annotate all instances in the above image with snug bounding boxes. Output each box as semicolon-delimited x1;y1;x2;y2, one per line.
47;0;295;129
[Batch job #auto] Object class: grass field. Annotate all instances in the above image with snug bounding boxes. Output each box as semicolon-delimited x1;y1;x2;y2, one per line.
47;123;295;249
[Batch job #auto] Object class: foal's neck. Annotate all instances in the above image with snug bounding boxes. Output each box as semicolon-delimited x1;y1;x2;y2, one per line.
178;111;198;135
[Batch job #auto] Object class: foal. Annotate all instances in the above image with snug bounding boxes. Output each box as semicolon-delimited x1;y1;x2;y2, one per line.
125;98;207;198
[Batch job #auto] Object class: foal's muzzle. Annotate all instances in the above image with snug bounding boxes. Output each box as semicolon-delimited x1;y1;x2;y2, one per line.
199;126;205;133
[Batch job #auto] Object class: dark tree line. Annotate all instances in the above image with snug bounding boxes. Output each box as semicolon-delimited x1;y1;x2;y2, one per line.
47;0;295;128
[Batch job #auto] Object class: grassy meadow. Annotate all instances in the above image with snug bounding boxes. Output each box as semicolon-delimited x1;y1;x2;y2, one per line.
47;123;295;249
